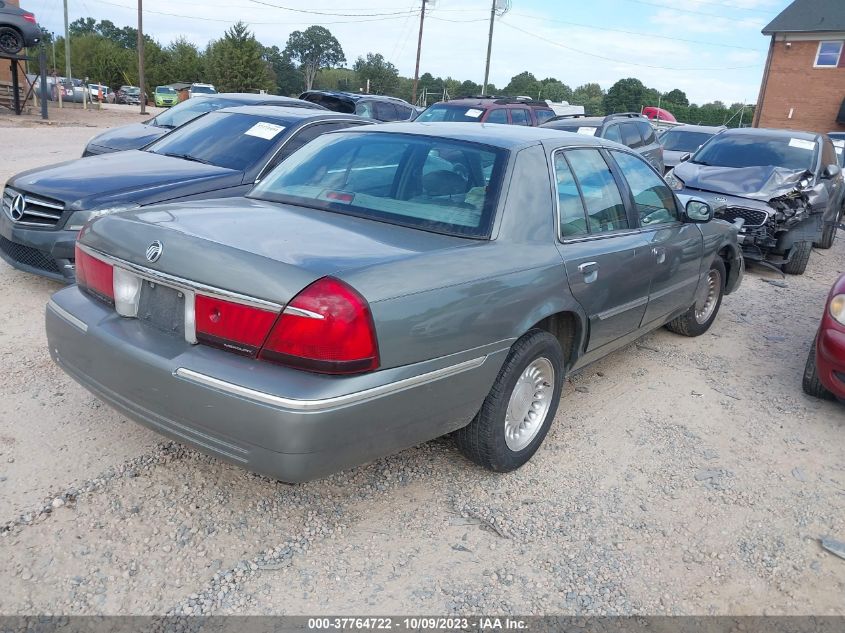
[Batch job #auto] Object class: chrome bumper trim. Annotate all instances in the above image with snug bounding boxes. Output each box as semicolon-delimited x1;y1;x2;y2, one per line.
47;300;88;332
174;355;488;412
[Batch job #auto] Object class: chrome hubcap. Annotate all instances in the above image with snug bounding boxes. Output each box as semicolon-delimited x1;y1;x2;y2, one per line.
504;358;555;452
694;269;721;324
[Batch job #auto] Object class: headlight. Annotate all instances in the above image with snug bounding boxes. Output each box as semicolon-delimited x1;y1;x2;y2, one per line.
664;170;684;191
66;204;141;231
830;294;845;326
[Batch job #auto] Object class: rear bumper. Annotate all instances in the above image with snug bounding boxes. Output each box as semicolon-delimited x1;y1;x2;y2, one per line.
0;213;75;282
46;286;506;482
817;327;845;400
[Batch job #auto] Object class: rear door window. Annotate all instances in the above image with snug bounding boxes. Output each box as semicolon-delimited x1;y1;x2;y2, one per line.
355;102;375;118
604;125;622;143
510;109;530;126
621;123;644;149
374;102;399;121
564;149;629;233
485;109;508;124
637;121;657;145
535;109;555;124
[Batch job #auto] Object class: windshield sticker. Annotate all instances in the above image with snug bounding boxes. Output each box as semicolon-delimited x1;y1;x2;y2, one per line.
465;108;483;118
577;127;597;136
788;138;815;151
245;122;285;140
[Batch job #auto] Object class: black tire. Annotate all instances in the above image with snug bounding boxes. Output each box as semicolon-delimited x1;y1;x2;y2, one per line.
455;329;563;472
0;27;24;55
814;222;837;249
782;240;812;275
802;339;834;400
665;258;726;337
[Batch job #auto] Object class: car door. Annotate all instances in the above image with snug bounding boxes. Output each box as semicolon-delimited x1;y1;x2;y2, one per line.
609;149;702;326
509;109;531;126
553;148;654;351
820;137;844;217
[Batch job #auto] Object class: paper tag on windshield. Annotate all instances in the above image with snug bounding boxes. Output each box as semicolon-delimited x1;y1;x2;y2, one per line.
465;108;483;118
245;122;285;140
577;127;597;136
788;138;815;151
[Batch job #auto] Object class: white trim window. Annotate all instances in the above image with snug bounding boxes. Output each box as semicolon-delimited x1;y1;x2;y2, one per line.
814;41;843;67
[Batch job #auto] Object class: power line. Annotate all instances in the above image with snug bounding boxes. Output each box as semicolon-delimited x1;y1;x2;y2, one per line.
90;0;416;25
498;19;760;72
632;0;775;14
622;0;767;21
245;0;415;17
508;12;761;51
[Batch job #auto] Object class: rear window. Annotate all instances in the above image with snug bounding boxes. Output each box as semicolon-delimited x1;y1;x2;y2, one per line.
692;134;818;171
416;104;488;123
152;96;243;129
147;112;289;171
535;109;555;124
249;132;508;238
545;123;598;136
660;130;716;152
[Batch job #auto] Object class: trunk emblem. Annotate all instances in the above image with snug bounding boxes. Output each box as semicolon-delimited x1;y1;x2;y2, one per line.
145;240;163;263
714;196;727;204
9;194;25;221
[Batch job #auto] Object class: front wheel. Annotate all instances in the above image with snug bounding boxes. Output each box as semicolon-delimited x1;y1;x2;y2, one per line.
665;258;725;337
0;27;24;55
802;339;834;400
455;330;563;472
814;222;837;249
783;240;812;275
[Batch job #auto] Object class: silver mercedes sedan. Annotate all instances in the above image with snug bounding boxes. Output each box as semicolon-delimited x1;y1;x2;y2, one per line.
46;123;743;482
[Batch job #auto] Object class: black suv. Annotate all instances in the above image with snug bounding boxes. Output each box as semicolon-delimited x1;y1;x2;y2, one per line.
298;91;416;122
541;113;664;173
416;96;555;126
0;1;40;55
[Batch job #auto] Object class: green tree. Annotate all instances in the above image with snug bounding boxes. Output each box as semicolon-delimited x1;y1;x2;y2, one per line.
603;77;649;114
207;22;273;93
264;45;302;96
571;83;605;116
503;71;540;97
353;52;399;95
314;66;358;92
539;78;572;102
69;17;97;37
284;26;345;91
457;79;482;97
664;88;688;107
167;37;203;83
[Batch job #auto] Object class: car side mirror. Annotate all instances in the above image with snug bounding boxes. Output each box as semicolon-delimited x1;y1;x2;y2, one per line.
680;153;692;163
823;163;842;179
685;199;713;223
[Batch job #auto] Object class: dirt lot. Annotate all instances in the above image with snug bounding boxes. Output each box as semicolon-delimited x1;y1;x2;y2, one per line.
0;108;843;616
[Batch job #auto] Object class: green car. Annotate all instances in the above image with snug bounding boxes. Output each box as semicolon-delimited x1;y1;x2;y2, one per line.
154;86;178;107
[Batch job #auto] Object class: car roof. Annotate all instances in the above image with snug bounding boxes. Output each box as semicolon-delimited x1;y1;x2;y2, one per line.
544;117;606;127
339;121;607;150
215;105;369;125
664;124;726;133
200;92;317;105
300;90;411;105
720;127;819;141
437;97;551;108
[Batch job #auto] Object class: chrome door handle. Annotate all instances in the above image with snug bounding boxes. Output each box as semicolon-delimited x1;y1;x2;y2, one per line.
578;261;598;274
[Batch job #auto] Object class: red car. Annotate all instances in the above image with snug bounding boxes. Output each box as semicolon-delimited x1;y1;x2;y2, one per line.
804;272;845;400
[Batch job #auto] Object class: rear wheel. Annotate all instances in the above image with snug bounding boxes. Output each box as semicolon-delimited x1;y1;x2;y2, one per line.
783;240;812;275
814;222;837;249
802;339;833;400
665;258;725;337
0;27;24;55
455;329;563;472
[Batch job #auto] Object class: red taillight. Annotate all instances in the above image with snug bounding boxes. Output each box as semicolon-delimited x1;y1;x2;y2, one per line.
195;294;277;356
75;244;114;304
23;12;36;24
259;277;379;374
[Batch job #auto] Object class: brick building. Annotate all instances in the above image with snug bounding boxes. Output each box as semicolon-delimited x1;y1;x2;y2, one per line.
754;0;845;133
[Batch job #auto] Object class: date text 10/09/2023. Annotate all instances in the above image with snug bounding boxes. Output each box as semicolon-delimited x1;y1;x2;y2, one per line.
307;618;529;630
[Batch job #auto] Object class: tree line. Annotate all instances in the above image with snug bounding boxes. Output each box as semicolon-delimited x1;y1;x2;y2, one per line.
30;19;753;127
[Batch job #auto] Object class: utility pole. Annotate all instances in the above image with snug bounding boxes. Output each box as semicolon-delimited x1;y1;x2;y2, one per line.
137;0;146;115
62;0;71;81
411;0;426;105
481;0;496;96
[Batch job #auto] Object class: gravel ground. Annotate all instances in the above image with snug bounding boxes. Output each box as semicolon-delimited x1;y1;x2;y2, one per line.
0;110;843;616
